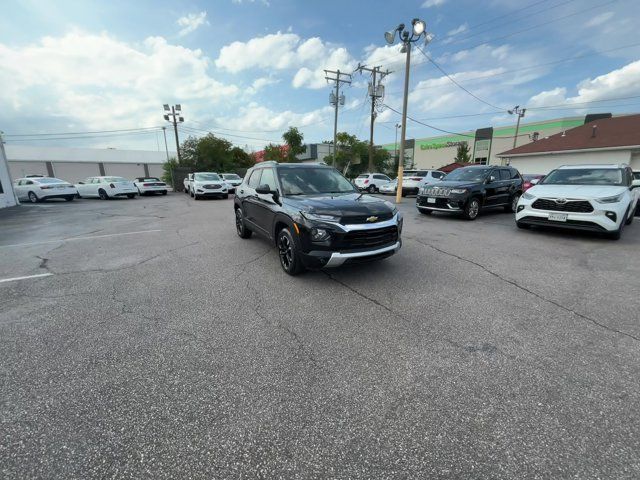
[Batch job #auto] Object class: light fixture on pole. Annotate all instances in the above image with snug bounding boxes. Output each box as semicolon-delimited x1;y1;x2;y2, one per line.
508;105;526;150
384;18;434;203
163;104;185;162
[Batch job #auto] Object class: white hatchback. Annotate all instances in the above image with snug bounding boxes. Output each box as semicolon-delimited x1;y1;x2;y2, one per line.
76;176;138;200
354;173;392;193
400;170;446;196
13;177;78;203
516;164;639;240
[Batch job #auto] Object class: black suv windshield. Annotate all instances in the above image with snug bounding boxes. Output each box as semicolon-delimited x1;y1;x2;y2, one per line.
444;167;491;182
278;167;356;195
542;168;623;186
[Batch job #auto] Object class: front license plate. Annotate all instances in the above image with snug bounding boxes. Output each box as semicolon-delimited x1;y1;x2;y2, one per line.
548;213;568;222
427;197;436;204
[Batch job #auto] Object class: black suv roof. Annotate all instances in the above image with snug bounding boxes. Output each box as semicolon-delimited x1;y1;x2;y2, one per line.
255;162;329;169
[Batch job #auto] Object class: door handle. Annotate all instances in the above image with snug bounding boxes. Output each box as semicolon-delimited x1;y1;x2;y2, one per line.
239;189;244;194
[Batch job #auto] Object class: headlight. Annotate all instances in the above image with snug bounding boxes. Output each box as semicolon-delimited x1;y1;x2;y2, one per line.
301;211;340;222
310;228;330;242
595;194;623;204
450;188;467;194
522;192;536;200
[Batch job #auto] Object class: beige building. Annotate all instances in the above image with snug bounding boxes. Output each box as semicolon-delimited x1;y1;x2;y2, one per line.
383;116;589;170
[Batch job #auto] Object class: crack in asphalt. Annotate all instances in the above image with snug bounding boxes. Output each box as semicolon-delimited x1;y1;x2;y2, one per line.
322;271;411;326
406;235;640;343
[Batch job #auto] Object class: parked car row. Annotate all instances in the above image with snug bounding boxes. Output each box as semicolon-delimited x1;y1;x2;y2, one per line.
13;175;170;202
415;164;640;240
355;170;446;195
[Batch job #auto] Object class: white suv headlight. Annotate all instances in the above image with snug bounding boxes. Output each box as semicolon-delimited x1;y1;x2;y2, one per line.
522;192;536;200
595;194;623;204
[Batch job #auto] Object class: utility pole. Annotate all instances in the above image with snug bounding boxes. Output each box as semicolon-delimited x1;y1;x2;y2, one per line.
509;106;526;150
161;126;169;161
394;123;401;169
324;69;351;166
356;64;391;172
163;104;184;162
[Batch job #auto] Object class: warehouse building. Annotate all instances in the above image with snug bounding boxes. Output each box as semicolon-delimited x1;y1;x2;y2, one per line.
382;115;601;170
497;114;640;173
4;145;168;184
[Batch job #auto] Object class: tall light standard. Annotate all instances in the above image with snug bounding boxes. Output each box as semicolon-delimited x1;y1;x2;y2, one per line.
163;104;184;162
394;123;401;170
509;105;526;150
161;126;169;161
385;19;434;203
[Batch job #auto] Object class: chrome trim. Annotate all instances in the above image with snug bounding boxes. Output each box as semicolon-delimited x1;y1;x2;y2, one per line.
323;213;400;232
417;205;462;212
325;241;401;267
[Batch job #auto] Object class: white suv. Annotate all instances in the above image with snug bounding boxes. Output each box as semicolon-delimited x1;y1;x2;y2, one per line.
400;170;445;196
516;164;639;240
354;173;392;193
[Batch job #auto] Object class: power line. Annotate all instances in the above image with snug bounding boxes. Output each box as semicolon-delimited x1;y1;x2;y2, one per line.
465;0;553;30
4;126;164;138
4;130;163;142
415;45;505;111
382;103;475;138
181;125;281;144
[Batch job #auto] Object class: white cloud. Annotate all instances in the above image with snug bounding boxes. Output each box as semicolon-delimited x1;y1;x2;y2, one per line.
446;23;468;37
216;103;333;134
232;0;270;5
422;0;446;7
584;11;615;28
0;31;239;133
177;11;209;37
246;76;280;95
527;60;640;108
215;31;356;89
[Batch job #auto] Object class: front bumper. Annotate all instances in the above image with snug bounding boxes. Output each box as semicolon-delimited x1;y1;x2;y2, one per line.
515;198;625;232
302;241;402;268
416;194;466;212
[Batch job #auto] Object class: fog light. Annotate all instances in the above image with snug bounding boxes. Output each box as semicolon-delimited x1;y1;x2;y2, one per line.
311;228;329;241
605;211;617;222
517;205;525;212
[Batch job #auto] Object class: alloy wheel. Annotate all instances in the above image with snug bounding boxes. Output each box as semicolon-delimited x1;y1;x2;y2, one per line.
235;209;244;235
468;200;479;219
278;234;293;270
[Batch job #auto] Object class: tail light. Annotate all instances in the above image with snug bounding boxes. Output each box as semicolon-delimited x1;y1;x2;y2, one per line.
40;186;53;190
143;183;151;186
109;183;116;188
364;179;369;184
523;181;532;190
410;177;422;181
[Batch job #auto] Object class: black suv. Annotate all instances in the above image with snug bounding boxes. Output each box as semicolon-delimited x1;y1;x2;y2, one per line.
234;162;402;275
416;165;523;220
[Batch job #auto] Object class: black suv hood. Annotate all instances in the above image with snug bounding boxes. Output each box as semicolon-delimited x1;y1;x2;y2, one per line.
284;193;394;217
429;180;481;189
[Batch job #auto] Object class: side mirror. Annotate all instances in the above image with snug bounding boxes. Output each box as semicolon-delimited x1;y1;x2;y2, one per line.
256;184;276;195
486;176;496;184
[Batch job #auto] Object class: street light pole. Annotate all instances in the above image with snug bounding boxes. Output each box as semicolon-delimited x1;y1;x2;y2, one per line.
509;105;526;150
384;19;434;204
162;126;169;161
163;104;184;162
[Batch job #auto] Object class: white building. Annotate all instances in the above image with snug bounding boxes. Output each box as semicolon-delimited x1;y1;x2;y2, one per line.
5;145;168;184
497;114;640;174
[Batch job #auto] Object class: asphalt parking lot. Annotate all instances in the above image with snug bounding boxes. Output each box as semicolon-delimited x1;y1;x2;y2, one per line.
1;193;639;479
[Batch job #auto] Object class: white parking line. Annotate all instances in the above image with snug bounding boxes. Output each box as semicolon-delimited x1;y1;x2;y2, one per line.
0;273;53;284
0;229;162;249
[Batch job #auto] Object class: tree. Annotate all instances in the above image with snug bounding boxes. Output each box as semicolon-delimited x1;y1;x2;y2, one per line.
162;157;179;186
323;132;393;178
454;142;471;163
263;143;287;162
174;133;254;173
282;127;305;162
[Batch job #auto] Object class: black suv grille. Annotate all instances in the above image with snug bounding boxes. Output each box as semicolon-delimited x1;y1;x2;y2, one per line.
341;212;393;224
532;199;593;213
336;226;398;251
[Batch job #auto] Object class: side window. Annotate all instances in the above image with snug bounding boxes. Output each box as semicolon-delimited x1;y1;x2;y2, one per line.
625;168;632;186
259;168;277;190
16;179;24;186
510;169;520;179
416;171;428;177
499;169;511;181
373;174;387;181
26;180;34;185
432;171;444;179
247;170;262;189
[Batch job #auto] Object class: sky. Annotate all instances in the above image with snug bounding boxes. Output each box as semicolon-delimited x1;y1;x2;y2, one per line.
1;0;639;153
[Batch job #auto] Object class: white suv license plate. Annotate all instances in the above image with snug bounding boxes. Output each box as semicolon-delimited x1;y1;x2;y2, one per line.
548;213;568;222
427;197;436;204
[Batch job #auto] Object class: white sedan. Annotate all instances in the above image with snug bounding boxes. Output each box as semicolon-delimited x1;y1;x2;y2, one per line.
13;177;78;203
133;177;168;195
76;176;138;200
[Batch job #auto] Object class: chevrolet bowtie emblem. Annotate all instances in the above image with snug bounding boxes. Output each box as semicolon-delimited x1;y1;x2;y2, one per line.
366;216;378;223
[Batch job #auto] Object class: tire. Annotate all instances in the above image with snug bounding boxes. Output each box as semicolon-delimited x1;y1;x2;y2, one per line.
367;185;376;194
190;189;194;198
235;207;252;239
98;189;109;200
65;196;74;202
277;227;304;276
28;191;39;203
419;209;432;215
516;221;531;230
161;191;167;195
194;194;200;200
127;194;136;199
506;193;520;213
463;197;481;220
185;187;189;194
